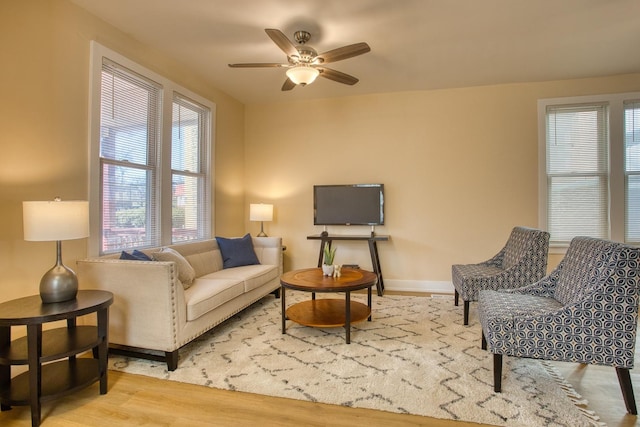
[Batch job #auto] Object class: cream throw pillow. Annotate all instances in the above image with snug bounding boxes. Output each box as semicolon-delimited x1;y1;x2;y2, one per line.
153;247;196;289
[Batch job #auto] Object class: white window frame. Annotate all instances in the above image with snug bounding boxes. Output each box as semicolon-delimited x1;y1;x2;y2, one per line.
88;41;214;256
538;92;640;252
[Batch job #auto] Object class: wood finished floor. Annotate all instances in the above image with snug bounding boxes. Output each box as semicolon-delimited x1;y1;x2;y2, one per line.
1;294;638;426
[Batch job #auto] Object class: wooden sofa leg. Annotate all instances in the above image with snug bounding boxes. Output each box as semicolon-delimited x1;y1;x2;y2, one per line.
454;290;459;306
463;301;470;325
272;288;281;299
166;350;179;371
481;332;487;350
493;354;502;393
616;367;638;415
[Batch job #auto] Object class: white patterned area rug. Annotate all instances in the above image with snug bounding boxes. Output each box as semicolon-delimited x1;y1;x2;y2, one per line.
109;294;602;427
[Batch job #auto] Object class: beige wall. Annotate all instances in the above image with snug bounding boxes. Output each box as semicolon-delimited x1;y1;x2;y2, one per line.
0;0;246;303
245;74;640;289
1;0;639;302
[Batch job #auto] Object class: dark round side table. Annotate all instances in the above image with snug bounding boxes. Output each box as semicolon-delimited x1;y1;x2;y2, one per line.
0;290;113;427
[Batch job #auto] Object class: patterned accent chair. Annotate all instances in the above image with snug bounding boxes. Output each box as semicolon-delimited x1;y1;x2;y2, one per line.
452;226;550;325
477;236;640;414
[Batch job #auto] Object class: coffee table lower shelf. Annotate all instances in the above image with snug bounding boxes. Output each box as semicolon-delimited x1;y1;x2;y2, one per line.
286;299;371;328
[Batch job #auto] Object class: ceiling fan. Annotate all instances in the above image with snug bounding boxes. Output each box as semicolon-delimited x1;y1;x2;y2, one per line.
228;29;371;91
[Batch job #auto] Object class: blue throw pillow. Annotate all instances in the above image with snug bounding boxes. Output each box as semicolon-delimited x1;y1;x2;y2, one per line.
215;233;260;269
120;250;153;261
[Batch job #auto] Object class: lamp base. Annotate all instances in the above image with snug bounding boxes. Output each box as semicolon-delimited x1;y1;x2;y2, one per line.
256;221;268;237
39;263;78;303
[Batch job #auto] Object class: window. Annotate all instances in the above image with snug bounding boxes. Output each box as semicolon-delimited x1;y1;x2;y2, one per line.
625;100;640;242
171;94;211;243
89;42;213;255
538;92;640;248
544;103;609;242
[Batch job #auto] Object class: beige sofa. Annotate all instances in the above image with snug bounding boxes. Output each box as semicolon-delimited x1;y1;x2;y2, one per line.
76;236;282;370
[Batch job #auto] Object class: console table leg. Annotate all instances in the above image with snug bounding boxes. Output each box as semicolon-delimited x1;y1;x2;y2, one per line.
368;240;384;296
317;240;328;267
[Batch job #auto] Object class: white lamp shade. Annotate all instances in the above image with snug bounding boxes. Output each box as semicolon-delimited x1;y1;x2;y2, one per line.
286;66;319;85
249;203;273;222
23;200;90;241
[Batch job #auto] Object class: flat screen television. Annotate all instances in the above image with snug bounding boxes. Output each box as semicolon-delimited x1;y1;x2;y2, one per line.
313;184;384;226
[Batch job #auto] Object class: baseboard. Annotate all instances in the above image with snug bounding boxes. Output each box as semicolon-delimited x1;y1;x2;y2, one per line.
384;279;454;295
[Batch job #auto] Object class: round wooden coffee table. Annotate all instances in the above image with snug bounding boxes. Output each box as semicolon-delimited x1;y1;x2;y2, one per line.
280;268;377;343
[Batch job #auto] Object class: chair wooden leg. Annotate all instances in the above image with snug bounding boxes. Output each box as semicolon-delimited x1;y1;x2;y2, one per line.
463;301;470;325
481;332;487;350
454;290;459;306
616;367;638;415
493;354;502;392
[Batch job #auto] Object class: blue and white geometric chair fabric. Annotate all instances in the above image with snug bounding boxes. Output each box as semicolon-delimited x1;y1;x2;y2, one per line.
478;236;640;414
452;226;550;325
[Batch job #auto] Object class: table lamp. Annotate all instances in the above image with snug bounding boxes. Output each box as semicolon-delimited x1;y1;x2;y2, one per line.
23;198;90;303
249;203;273;237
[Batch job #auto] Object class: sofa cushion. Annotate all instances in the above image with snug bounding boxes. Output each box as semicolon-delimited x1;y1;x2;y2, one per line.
215;234;260;268
205;264;279;293
153;247;196;289
183;249;223;278
184;278;245;321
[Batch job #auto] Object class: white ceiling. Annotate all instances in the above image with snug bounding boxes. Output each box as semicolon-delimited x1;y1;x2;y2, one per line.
70;0;640;105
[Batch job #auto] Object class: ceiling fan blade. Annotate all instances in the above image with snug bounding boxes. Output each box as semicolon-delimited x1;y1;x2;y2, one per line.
265;28;299;58
317;42;370;64
281;78;296;91
317;67;359;85
228;63;286;68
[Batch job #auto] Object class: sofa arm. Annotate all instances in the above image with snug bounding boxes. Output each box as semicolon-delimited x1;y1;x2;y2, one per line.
76;258;185;352
252;237;283;274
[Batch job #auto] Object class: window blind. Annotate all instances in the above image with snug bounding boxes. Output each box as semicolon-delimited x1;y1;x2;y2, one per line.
99;60;162;252
625;100;640;243
171;93;210;243
545;104;609;243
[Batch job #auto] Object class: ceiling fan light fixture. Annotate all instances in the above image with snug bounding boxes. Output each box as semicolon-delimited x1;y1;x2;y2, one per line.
286;66;319;85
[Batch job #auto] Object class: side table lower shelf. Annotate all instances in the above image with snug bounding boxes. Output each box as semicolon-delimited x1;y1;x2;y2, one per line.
1;359;100;406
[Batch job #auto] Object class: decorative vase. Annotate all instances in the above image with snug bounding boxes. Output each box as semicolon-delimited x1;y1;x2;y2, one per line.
322;264;334;276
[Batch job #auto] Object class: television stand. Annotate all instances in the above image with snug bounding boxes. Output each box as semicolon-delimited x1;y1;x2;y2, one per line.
307;234;389;296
